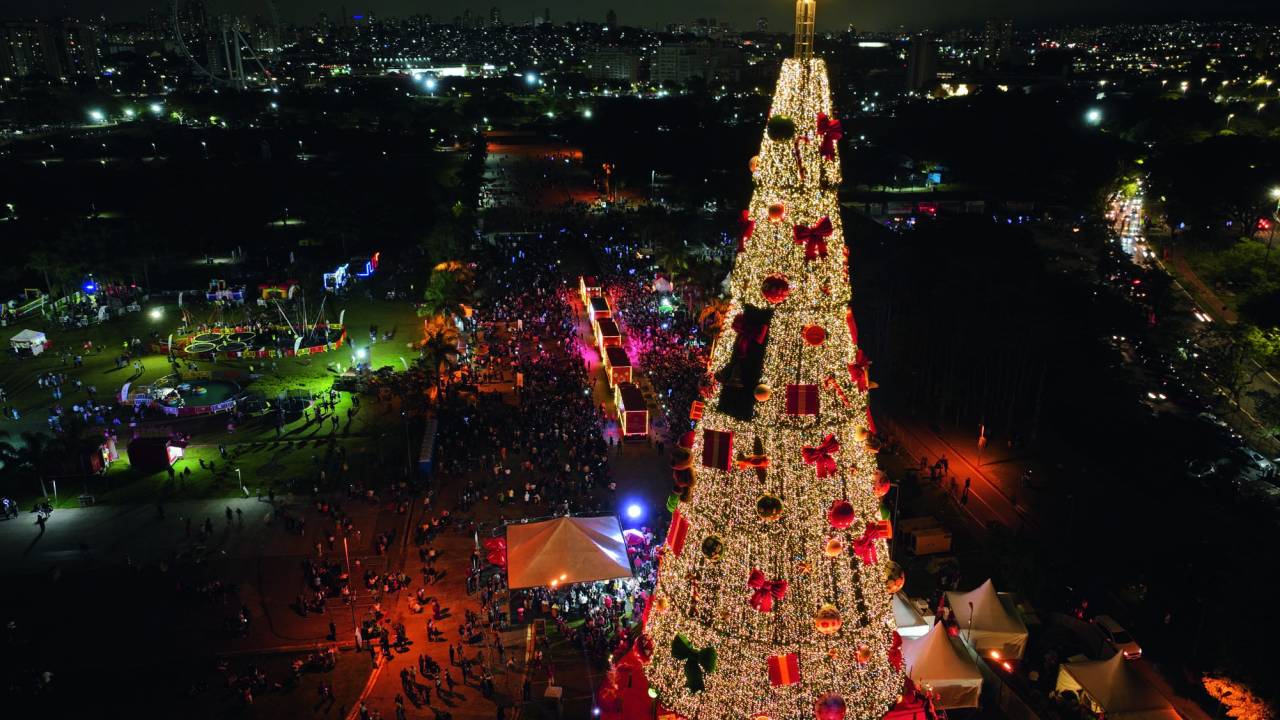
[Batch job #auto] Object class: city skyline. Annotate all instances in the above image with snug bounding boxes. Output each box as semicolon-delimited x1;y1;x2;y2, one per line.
5;0;1280;31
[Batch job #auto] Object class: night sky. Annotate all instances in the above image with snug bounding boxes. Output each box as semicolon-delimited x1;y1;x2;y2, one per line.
12;0;1280;30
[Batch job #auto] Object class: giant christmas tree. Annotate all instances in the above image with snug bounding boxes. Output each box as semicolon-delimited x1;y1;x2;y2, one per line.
642;2;905;719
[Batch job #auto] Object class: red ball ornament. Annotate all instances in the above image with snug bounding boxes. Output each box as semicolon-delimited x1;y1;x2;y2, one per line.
816;693;847;720
762;273;791;304
874;470;891;497
827;499;855;530
802;324;827;346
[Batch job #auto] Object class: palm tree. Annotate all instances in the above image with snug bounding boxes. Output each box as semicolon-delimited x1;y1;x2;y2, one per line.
417;261;475;324
419;318;460;400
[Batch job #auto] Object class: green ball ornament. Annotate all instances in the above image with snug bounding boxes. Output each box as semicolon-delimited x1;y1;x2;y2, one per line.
701;536;724;561
767;115;797;141
755;493;784;522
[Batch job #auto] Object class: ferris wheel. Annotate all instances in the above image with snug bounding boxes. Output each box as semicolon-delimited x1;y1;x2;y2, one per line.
171;0;280;90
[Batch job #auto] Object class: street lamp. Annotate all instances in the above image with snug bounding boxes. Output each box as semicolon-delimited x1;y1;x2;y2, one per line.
88;109;105;124
149;307;163;321
1085;108;1103;126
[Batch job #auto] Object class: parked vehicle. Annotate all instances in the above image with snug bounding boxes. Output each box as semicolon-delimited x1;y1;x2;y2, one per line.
1094;615;1142;660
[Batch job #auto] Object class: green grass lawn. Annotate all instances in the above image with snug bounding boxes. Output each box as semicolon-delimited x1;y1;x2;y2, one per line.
1;293;427;507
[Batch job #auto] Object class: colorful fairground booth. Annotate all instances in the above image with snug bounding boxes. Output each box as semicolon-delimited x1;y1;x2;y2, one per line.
603;346;632;387
594;317;622;350
126;437;185;473
578;275;602;304
614;382;648;439
588;296;612;321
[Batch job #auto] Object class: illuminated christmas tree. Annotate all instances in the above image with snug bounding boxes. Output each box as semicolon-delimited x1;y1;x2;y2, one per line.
642;2;906;719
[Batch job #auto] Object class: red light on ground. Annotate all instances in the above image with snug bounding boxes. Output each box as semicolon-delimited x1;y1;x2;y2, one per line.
1131;279;1142;285
1261;218;1274;231
1000;661;1013;672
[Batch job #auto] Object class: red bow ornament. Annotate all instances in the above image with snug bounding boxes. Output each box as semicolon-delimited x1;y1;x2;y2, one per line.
852;521;891;565
802;434;841;478
793;217;833;261
739;210;756;252
747;568;789;612
816;112;844;161
888;631;904;671
848;348;872;393
731;314;770;357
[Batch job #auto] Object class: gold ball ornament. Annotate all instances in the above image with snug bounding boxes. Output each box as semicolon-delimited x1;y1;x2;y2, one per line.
753;383;772;402
813;603;843;634
767;202;786;222
855;643;872;664
749;156;760;173
651;595;669;614
885;561;906;594
823;536;845;557
755;493;785;522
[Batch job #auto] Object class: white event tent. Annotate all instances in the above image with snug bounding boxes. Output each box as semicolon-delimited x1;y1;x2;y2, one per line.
945;579;1029;659
1056;654;1179;720
902;622;983;709
505;516;633;590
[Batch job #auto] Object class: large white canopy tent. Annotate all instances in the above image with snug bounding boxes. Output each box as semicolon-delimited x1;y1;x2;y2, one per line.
1056;654;1179;720
945;579;1029;659
10;329;47;355
505;516;633;590
902;622;983;709
893;592;930;639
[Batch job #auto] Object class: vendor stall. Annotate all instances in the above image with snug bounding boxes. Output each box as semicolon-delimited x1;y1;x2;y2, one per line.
1055;654;1178;720
588;296;612;321
614;382;649;438
594;317;622;349
945;579;1030;660
505;516;633;590
579;275;602;304
603;346;632;387
902;623;984;709
127;437;184;473
10;328;48;356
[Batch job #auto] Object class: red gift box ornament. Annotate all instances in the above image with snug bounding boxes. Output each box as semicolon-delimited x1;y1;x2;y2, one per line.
667;510;690;556
802;434;840;478
732;313;770;358
767;652;801;686
786;384;819;416
793;216;833;261
747;568;789;612
846;308;859;346
739;209;756;252
702;429;734;471
816;112;844;161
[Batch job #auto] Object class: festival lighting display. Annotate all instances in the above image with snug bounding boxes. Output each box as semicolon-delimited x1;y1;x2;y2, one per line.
642;8;904;717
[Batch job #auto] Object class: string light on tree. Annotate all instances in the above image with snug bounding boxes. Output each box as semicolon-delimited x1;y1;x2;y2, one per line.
640;1;904;719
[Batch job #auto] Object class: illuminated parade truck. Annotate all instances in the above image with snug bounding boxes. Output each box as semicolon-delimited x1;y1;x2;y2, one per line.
613;382;649;440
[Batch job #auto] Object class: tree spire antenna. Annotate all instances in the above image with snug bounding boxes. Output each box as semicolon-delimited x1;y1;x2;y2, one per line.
794;0;817;61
